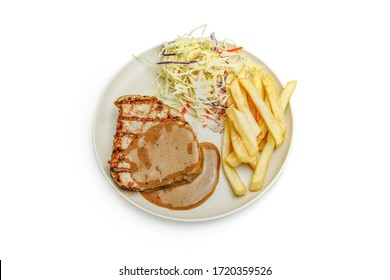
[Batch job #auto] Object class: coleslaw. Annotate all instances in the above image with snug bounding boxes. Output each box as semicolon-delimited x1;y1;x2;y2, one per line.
136;26;259;131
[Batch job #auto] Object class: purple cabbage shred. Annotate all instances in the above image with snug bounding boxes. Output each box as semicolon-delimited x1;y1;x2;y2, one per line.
156;60;198;65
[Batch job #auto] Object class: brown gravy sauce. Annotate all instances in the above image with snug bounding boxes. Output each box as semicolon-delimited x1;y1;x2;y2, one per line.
123;122;202;190
141;142;220;210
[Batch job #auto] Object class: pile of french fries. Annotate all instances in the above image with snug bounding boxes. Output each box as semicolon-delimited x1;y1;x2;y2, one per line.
222;66;297;196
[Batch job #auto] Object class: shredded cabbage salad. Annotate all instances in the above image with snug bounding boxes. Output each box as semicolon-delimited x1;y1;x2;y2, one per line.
136;25;259;131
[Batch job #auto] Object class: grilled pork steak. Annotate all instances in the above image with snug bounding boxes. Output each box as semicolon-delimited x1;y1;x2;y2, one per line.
110;95;203;191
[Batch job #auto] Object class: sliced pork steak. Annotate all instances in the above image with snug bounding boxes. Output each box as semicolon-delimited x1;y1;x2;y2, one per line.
110;95;203;191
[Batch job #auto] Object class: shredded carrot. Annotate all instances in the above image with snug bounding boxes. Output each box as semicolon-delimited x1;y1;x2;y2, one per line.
205;109;211;119
180;103;190;115
226;46;243;52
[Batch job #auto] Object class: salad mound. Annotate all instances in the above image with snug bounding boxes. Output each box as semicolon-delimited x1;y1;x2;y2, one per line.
137;26;260;131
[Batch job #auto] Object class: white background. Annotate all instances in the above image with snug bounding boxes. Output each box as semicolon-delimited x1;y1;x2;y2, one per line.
1;0;389;279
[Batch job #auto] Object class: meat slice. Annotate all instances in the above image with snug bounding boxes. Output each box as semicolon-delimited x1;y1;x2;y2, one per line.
110;95;203;191
141;142;220;210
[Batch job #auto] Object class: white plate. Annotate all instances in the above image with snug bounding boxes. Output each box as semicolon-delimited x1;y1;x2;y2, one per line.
93;45;293;222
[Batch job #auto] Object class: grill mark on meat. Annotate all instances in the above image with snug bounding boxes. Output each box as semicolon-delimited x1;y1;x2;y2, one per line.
139;100;156;136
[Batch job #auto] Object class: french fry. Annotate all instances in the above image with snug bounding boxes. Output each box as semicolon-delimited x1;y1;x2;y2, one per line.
280;81;297;110
250;81;296;191
224;151;241;168
238;66;246;79
226;72;235;85
230;79;261;137
261;74;286;136
239;78;284;147
225;149;257;169
247;93;258;119
228;118;250;163
225;72;236;107
253;70;268;143
258;135;267;152
257;127;268;144
222;120;246;196
226;107;258;157
226;95;234;107
252;69;265;100
256;96;272;143
248;154;258;170
250;133;275;191
239;66;259;114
